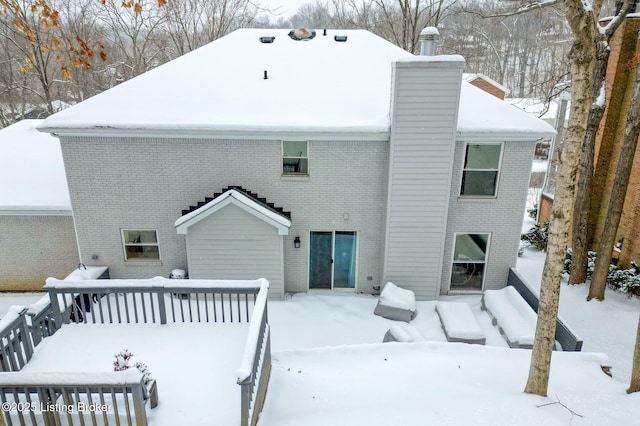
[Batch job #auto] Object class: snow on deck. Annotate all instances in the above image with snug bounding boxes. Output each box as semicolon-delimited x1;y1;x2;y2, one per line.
21;322;249;426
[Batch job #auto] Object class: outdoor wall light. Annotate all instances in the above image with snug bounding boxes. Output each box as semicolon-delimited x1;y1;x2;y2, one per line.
294;236;301;249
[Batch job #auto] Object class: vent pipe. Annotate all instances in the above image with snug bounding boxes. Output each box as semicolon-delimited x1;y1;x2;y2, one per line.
419;27;439;56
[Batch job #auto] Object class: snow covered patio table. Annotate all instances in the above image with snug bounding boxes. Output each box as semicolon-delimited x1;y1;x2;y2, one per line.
20;322;248;425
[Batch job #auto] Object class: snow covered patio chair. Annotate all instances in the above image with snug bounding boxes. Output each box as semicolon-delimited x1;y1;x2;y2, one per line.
373;282;417;322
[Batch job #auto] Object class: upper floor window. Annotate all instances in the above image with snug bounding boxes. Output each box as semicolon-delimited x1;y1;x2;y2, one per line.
122;230;160;261
460;143;502;197
282;141;308;175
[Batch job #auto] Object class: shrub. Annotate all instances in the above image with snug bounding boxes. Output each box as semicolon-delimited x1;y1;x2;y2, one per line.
521;221;548;251
564;250;640;298
527;204;538;219
563;248;596;280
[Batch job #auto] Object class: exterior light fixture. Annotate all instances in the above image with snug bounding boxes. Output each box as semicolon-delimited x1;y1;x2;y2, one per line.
294;236;301;249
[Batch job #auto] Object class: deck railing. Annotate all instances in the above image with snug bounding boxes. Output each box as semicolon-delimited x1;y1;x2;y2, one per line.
0;370;147;426
507;267;583;351
0;277;272;426
44;277;265;326
236;282;271;426
26;297;59;346
0;307;34;372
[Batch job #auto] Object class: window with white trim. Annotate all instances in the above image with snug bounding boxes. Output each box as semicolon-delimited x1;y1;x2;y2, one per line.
122;230;160;261
282;141;308;175
460;143;502;196
450;233;489;291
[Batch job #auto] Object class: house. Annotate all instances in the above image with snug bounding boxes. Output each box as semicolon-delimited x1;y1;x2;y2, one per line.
538;13;640;267
38;27;555;300
0;120;79;290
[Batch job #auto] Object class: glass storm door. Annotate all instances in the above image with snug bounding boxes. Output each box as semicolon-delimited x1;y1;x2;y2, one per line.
309;231;357;290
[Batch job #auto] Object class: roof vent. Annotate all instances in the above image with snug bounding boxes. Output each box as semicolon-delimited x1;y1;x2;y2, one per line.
334;35;348;42
259;36;275;43
289;28;316;41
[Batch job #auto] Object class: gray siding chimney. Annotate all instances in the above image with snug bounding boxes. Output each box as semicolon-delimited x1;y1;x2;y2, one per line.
419;27;439;56
383;51;465;300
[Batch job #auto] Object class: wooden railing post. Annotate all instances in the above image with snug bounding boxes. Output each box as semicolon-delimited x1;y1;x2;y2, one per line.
239;376;252;426
155;287;167;325
16;309;34;363
47;289;67;326
132;380;149;425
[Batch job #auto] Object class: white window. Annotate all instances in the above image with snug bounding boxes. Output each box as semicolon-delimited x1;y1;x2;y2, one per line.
282;141;308;175
460;143;502;197
450;233;489;291
122;230;160;261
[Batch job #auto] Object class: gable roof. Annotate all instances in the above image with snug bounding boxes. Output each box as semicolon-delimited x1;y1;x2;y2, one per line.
39;28;554;141
0;120;71;213
175;188;291;235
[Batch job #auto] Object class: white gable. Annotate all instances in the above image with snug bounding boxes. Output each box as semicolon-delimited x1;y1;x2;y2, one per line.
175;189;291;235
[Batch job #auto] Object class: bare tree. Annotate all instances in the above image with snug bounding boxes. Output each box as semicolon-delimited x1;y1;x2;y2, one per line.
568;2;633;286
588;36;640;301
162;0;260;57
97;0;168;80
524;0;629;396
373;0;454;53
440;0;571;98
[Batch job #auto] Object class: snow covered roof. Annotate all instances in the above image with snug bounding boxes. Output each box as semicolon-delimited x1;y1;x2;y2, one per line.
458;85;556;140
0;120;71;213
39;28;554;141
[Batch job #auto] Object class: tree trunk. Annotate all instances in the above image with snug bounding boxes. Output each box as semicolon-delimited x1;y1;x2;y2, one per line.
524;3;596;393
570;36;618;285
588;38;640;301
628;315;640;393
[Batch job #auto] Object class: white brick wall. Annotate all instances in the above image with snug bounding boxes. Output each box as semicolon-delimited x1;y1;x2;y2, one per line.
441;141;536;294
60;137;388;294
0;215;79;290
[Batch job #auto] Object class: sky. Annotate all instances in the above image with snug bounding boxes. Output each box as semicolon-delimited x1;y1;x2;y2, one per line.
261;0;306;19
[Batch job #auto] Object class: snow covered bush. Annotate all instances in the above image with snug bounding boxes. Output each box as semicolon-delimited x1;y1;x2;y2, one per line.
527;204;538;219
113;349;134;371
113;349;154;385
564;251;640;297
521;221;548;251
135;362;153;387
563;248;597;280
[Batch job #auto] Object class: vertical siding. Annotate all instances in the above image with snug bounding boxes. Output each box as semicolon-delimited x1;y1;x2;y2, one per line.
441;141;537;294
187;204;283;299
59;137;388;298
384;59;464;300
0;215;79;290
